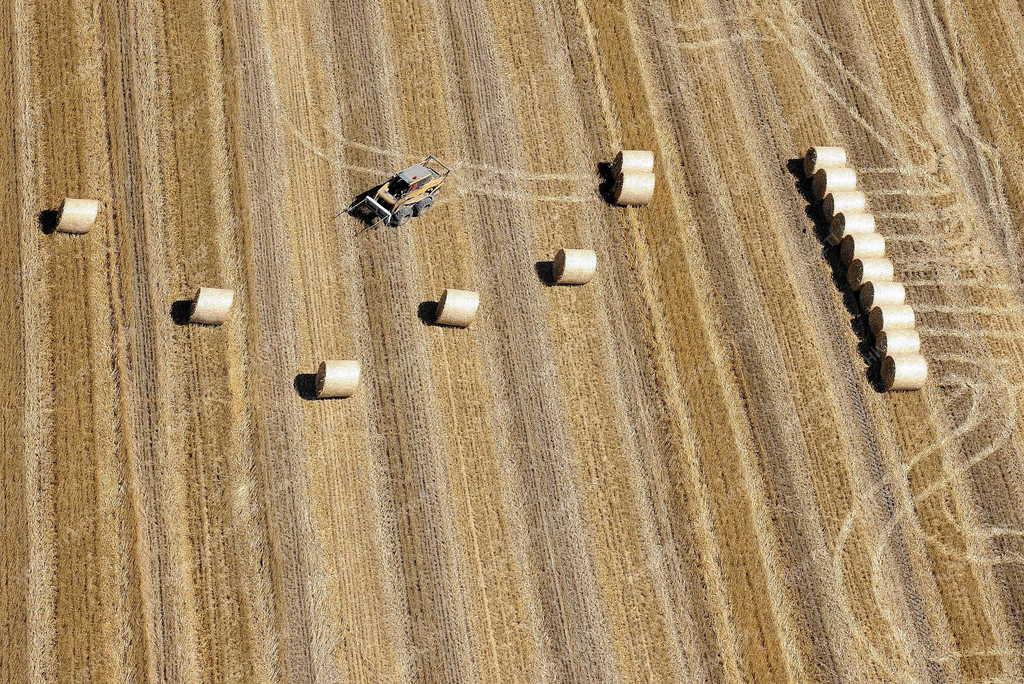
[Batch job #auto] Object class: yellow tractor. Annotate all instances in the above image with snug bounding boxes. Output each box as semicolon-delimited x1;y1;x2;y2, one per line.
349;155;451;227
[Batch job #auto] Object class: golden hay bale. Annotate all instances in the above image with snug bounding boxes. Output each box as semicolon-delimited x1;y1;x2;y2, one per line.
189;287;235;325
316;360;361;399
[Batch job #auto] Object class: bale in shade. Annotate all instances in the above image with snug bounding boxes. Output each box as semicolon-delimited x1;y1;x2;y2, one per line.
882;353;928;391
840;232;886;265
315;360;361;399
434;288;479;327
847;257;894;290
804;146;848;176
876;329;921;356
869;303;916;334
56;198;101;234
553;248;597;285
612;150;654;175
860;281;906;309
813;166;857;199
614;172;656;206
830;212;876;244
822;190;866;218
189;287;235;325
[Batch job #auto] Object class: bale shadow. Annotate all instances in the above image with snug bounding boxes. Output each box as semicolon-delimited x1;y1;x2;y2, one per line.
786;158;831;241
38;209;60;234
787;157;883;391
596;161;617;205
417;300;439;325
534;260;556;286
170;299;195;325
293;373;319;400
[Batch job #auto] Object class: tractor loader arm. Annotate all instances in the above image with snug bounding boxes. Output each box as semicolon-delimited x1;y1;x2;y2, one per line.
349;194;393;224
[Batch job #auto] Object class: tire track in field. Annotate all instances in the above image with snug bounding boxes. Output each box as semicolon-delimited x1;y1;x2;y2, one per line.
906;0;1024;563
320;1;481;679
281;120;600;209
491;0;688;678
200;2;283;677
155;1;284;678
98;0;211;677
27;1;132;678
868;366;1019;675
219;1;342;679
868;1;1024;674
910;0;1020;283
378;0;551;678
429;0;620;678
13;3;59;677
1;3;35;679
500;0;706;677
271;0;416;679
583;0;801;678
543;0;756;677
304;3;421;679
61;4;144;678
830;374;980;678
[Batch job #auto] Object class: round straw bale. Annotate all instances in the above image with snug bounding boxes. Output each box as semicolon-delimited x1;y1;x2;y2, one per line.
831;212;876;242
56;198;101;234
189;287;235;325
882;353;928;391
876;329;921;356
822;190;866;218
869;304;916;335
831;214;880;248
316;360;361;398
613;150;655;175
847;257;894;290
435;288;479;328
859;281;906;309
840;232;886;265
614;172;656;206
804;146;847;177
553;249;597;285
813;166;857;199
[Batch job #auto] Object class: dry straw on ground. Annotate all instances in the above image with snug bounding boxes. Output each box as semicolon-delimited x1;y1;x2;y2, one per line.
4;0;1024;681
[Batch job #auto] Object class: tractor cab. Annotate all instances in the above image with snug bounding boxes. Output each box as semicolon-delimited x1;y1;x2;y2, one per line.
391;164;437;197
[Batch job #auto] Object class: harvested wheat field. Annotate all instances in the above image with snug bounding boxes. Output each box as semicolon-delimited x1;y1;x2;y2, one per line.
3;0;1024;680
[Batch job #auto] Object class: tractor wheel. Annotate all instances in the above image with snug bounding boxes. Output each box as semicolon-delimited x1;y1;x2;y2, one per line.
391;206;413;226
413;196;435;217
